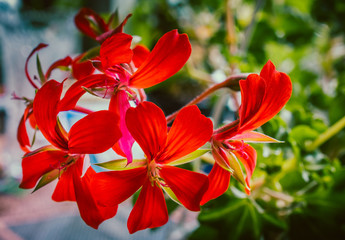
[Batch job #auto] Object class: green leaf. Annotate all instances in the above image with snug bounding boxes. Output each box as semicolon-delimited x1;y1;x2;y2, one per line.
24;146;60;158
162;186;183;207
290;125;319;149
95;158;146;170
33;169;60;193
226;151;247;190
168;149;210;166
199;198;262;240
80;46;100;62
36;54;46;84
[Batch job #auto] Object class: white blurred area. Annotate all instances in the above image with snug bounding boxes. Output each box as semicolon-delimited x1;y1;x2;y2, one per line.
0;0;79;180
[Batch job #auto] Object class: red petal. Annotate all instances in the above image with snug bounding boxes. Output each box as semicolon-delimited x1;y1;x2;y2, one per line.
92;167;147;207
230;131;281;143
109;90;135;163
132;44;150;68
52;163;77;202
58;74;117;112
96;14;132;43
52;154;84;202
159;165;208;211
20;147;66;189
74;8;108;39
68;110;121;154
45;56;72;80
72;54;95;80
127;178;168;234
231;141;257;194
201;163;231;205
156;105;213;164
17;106;32;152
215;61;292;140
73;167;118;229
25;43;48;89
100;33;133;69
33;80;68;149
126;102;167;161
239;60;292;133
129;30;191;89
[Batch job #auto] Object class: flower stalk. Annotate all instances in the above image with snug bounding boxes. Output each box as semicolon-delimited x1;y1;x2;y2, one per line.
305;115;345;152
166;73;249;123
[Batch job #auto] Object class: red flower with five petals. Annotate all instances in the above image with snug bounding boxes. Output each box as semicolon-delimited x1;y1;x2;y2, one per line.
92;102;213;233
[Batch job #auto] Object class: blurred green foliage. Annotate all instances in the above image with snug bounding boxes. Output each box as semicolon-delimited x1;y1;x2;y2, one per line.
124;0;345;239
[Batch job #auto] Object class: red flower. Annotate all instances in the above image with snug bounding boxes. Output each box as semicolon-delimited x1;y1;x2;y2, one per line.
59;30;191;164
202;60;292;204
92;102;213;233
19;80;122;229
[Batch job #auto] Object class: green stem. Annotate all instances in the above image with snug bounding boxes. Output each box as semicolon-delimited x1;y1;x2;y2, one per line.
165;73;249;124
306;115;345;151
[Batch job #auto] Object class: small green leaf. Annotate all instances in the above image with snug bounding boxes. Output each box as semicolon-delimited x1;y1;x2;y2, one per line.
226;151;247;190
80;46;100;62
33;169;60;193
95;158;146;170
24;146;60;157
162;186;183;207
36;54;46;84
168;149;210;166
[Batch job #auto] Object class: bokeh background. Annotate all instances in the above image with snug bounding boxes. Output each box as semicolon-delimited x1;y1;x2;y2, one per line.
1;0;345;239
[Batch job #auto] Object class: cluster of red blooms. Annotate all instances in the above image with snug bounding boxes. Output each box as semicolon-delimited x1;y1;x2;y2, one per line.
15;8;292;233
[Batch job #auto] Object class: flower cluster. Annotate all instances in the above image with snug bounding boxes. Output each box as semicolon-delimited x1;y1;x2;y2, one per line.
15;8;292;233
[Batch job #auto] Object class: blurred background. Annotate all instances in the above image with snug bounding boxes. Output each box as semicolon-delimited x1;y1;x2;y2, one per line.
1;0;345;239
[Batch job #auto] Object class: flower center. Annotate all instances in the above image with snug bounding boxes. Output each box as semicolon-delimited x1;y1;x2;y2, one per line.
147;160;165;187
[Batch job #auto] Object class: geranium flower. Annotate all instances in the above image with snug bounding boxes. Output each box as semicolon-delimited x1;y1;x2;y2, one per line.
59;29;191;164
201;60;292;204
92;102;213;233
19;80;122;228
